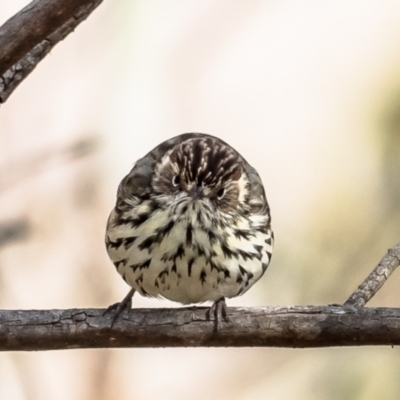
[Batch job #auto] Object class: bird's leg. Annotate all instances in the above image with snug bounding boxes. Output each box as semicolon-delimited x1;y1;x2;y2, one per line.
103;288;135;327
207;297;230;332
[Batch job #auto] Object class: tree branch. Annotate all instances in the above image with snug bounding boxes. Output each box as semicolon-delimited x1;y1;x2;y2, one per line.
345;242;400;307
1;306;400;351
0;0;103;103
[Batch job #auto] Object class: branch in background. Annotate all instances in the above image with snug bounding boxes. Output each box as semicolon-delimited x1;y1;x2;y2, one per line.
344;242;400;307
0;219;30;248
0;0;103;103
1;306;400;351
0;136;99;193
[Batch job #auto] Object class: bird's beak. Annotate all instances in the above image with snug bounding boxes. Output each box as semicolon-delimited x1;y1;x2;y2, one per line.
188;184;203;199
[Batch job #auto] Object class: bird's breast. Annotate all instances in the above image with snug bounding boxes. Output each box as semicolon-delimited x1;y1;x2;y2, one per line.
106;200;272;303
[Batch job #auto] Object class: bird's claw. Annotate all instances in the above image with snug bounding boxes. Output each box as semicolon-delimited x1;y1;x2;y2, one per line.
103;288;135;328
207;297;230;332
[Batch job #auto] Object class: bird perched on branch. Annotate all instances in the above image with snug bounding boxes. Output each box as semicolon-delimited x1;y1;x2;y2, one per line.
105;133;273;330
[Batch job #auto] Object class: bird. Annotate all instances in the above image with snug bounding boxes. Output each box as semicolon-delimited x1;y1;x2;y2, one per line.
105;133;273;330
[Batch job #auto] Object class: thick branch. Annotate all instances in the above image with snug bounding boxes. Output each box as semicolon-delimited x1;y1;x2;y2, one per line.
345;242;400;307
0;0;103;103
1;306;400;351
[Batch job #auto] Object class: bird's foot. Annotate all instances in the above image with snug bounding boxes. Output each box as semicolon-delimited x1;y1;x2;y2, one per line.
103;288;135;328
207;297;230;332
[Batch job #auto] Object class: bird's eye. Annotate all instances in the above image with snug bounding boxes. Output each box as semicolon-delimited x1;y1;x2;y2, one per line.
172;174;180;187
217;188;225;200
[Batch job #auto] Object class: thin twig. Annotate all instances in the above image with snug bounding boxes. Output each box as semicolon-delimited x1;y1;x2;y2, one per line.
344;242;400;307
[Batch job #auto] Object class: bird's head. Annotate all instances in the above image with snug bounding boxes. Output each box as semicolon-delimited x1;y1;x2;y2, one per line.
152;137;250;214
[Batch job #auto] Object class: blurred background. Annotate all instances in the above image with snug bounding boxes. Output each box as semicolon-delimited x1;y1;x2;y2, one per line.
1;0;400;399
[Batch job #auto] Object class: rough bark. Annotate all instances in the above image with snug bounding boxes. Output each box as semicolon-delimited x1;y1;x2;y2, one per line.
0;0;103;103
1;306;400;351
